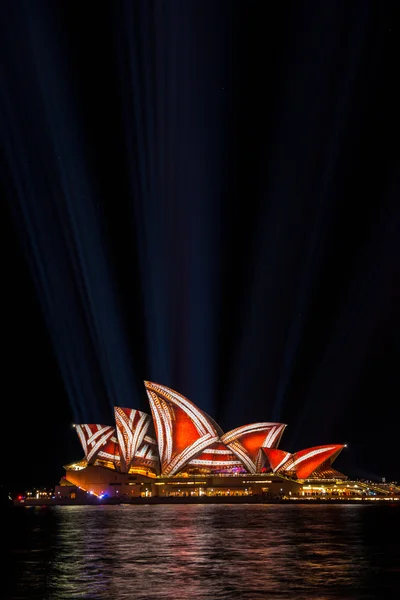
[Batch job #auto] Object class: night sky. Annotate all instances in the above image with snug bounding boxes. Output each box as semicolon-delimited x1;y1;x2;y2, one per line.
1;1;399;490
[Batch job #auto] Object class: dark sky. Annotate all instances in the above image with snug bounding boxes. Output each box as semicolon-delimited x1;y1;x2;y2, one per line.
1;0;399;489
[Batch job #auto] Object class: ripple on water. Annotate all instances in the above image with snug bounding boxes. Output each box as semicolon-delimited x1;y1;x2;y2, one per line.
6;503;400;600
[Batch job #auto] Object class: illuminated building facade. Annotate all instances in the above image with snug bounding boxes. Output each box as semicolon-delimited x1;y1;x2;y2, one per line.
62;382;346;499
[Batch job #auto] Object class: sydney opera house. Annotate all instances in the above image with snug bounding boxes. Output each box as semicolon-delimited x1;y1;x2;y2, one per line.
57;381;349;500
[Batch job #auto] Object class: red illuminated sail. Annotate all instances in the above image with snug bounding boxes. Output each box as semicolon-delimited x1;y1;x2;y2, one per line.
144;381;220;476
262;448;292;472
221;422;286;473
74;424;115;464
263;444;344;479
114;407;158;472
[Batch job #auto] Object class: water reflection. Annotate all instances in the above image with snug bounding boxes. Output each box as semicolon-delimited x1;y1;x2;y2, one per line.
8;504;400;599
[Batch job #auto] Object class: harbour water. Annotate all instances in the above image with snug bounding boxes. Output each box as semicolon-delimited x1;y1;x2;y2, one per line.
6;503;400;599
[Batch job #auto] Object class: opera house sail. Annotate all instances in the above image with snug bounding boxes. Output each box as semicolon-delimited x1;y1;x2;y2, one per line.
63;382;346;499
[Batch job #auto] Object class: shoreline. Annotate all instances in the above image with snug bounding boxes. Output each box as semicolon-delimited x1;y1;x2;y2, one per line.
13;496;400;507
